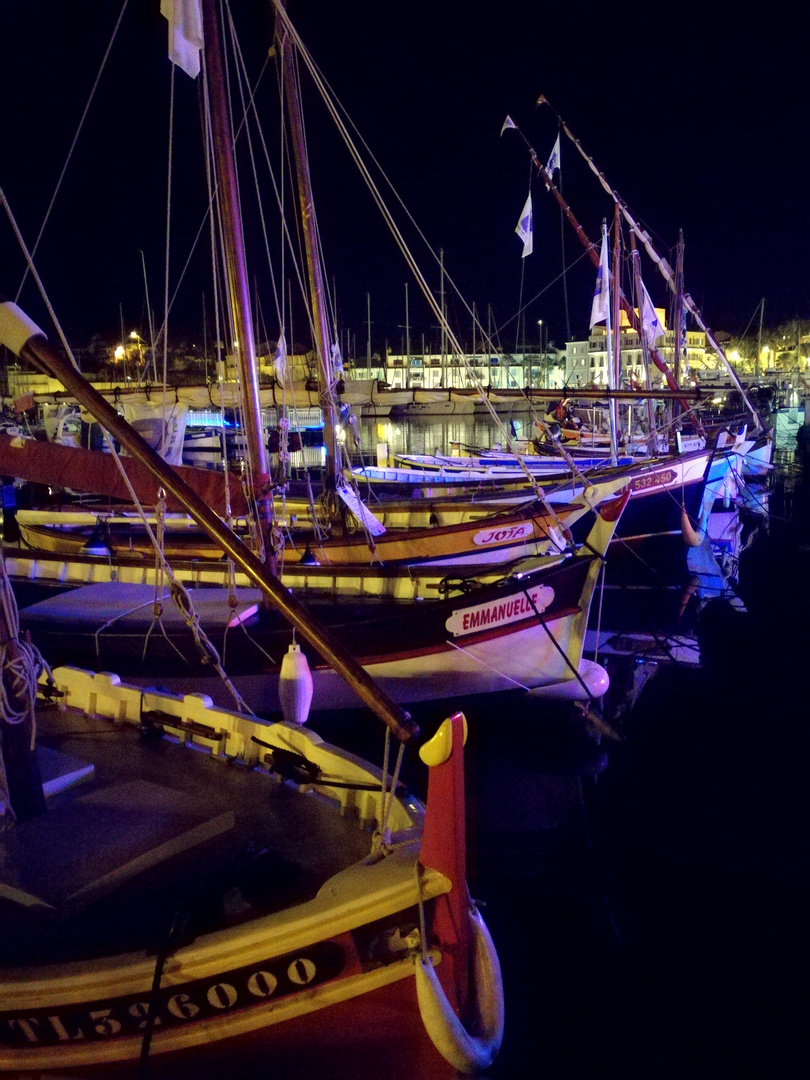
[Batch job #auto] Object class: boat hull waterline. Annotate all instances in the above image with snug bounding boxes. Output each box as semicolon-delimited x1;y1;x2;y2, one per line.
17;545;612;711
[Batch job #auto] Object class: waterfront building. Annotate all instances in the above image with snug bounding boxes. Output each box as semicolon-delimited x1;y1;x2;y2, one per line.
377;348;566;391
560;309;713;389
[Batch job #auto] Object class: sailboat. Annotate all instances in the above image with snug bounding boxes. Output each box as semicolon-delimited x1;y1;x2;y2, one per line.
505;102;774;473
4;298;627;710
2;0;637;714
0;4;513;1075
0;15;626;582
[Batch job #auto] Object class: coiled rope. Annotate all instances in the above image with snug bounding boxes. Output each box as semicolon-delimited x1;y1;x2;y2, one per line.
0;547;52;823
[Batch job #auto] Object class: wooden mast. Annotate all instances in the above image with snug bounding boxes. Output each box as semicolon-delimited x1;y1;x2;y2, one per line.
533;99;762;433
609;206;621;465
630;233;658;444
0;2;418;743
275;3;341;503
673;230;685;425
200;0;270;510
509;112;689;409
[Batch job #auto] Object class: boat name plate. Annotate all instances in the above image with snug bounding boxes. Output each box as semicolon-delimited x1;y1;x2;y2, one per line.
629;468;677;493
472;522;534;546
0;940;347;1048
446;585;554;636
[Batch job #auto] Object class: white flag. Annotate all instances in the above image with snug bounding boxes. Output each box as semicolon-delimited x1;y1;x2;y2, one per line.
161;0;203;79
546;134;561;178
639;281;665;349
331;341;344;376
515;194;533;258
274;333;288;382
589;228;610;328
500;115;517;136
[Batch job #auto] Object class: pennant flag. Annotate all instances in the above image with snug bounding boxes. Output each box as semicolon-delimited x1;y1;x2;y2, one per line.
273;332;288;382
589;228;610;328
161;0;203;79
546;134;561;177
515;194;533;258
500;115;517;136
331;341;344;375
639;281;665;350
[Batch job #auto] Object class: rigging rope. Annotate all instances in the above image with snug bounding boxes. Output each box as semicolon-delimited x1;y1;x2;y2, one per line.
0;546;52;824
369;729;406;858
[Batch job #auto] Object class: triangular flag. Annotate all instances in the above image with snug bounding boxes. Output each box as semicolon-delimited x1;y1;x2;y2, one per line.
515;194;533;258
639;281;665;350
589;227;610;328
273;332;288;382
331;341;344;376
161;0;203;79
500;115;517;136
546;134;561;177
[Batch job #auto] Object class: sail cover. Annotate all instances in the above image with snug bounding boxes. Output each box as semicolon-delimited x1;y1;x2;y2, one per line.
0;433;249;518
119;400;188;466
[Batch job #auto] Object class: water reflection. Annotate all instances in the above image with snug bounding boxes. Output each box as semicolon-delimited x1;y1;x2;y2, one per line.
356;414;529;459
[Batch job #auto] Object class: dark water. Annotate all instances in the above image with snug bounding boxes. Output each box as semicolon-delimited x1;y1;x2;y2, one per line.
467;439;807;1079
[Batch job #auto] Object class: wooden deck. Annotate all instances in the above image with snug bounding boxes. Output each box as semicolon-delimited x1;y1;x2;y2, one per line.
0;701;373;967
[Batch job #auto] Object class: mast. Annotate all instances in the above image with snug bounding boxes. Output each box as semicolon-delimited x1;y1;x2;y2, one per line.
200;0;269;493
405;283;411;368
439;249;446;378
276;6;341;498
609;205;621;464
757;298;765;378
366;293;371;376
673;230;685;423
630;233;658;445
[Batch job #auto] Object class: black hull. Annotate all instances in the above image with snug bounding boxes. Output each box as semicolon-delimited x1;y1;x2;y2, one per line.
19;554;598;711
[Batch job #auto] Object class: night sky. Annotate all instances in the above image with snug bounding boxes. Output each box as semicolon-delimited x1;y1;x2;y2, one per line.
1;1;805;359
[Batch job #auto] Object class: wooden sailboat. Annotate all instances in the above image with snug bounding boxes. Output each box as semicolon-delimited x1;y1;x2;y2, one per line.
0;19;607;578
1;429;597;570
0;4;513;1074
2;0;638;708
2;291;628;709
0;662;504;1075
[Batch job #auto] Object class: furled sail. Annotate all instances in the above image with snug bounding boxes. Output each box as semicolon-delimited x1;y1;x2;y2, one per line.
0;432;248;517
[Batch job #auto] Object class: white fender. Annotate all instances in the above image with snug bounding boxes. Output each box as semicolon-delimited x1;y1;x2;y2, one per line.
278;643;313;725
415;904;505;1074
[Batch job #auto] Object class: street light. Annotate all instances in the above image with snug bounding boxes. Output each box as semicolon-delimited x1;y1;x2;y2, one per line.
129;331;144;369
